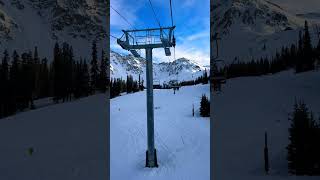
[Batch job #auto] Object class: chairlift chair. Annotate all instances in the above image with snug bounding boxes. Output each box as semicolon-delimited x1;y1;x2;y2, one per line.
153;80;161;89
212;59;227;91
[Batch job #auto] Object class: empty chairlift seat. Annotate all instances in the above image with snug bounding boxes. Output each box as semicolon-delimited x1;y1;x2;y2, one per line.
130;50;141;58
164;47;171;56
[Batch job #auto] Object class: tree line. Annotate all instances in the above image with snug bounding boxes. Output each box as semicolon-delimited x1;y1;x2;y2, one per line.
0;41;108;119
179;69;209;87
225;21;320;79
110;74;144;99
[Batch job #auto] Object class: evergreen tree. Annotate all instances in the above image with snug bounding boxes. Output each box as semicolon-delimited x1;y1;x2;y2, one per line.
1;50;9;82
98;50;107;92
200;94;210;117
316;39;320;64
90;41;99;91
0;50;10;117
61;42;69;101
82;59;90;97
73;60;81;98
39;58;50;98
262;43;266;51
9;50;20;112
53;42;62;102
33;46;41;99
296;31;304;72
140;77;144;91
66;45;74;101
202;69;208;84
126;75;132;93
303;21;314;71
27;51;35;108
138;74;141;90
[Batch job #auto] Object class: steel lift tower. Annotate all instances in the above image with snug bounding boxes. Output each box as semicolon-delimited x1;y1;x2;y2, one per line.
117;26;176;167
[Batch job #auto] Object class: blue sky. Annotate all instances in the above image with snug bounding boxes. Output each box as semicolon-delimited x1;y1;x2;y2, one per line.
110;0;210;66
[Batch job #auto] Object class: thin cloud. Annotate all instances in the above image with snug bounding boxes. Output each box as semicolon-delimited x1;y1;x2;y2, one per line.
110;0;141;29
183;0;196;7
186;30;210;41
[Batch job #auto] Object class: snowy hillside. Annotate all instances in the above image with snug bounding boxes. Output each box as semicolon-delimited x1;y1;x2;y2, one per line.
213;70;320;179
0;94;108;180
111;84;210;180
110;50;208;84
212;0;320;63
0;0;107;59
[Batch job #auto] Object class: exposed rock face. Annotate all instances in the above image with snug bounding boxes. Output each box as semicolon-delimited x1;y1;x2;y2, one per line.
212;0;301;35
28;0;107;40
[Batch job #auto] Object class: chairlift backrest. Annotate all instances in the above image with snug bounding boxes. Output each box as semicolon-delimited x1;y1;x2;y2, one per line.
212;59;227;83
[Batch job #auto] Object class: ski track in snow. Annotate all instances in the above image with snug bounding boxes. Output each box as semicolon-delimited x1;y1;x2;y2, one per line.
111;85;210;180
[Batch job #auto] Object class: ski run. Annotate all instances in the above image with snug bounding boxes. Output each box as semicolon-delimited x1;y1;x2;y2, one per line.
0;70;319;179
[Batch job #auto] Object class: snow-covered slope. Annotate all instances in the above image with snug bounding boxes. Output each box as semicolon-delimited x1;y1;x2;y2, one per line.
110;50;208;84
111;84;210;180
214;70;320;179
212;0;319;63
0;94;108;180
0;0;106;59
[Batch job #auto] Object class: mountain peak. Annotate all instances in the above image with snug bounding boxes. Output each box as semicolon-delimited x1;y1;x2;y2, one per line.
213;0;304;36
212;0;316;63
110;50;207;83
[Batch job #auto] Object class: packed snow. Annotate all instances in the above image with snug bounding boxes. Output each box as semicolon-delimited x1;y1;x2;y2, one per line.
213;70;320;179
0;94;108;180
111;84;210;180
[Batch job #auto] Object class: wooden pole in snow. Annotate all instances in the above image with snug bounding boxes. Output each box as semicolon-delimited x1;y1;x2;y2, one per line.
264;131;269;174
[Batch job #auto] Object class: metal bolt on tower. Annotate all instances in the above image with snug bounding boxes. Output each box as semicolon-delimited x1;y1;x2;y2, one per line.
117;26;176;168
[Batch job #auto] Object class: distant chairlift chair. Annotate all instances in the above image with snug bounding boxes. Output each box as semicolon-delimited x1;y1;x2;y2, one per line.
153;80;161;89
212;59;227;92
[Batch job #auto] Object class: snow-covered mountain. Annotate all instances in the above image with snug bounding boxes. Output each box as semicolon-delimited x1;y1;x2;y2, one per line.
212;0;320;63
0;0;107;59
110;50;208;84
